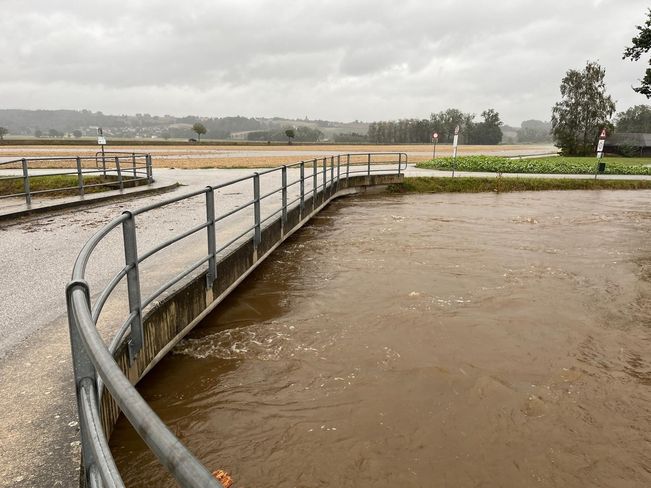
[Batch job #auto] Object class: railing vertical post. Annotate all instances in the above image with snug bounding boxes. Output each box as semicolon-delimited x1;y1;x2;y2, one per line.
330;157;334;196
321;158;328;202
132;152;137;178
312;159;317;210
336;155;341;191
76;156;84;197
253;173;261;256
281;165;288;234
398;153;402;176
346;154;350;179
21;158;31;206
205;187;216;287
115;157;124;191
299;162;305;218
65;281;98;485
147;155;153;184
101;148;107;177
122;212;143;361
367;153;371;176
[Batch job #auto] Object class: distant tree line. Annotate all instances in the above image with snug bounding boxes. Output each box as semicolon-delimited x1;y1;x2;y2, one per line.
0;109;367;141
516;120;553;143
246;126;323;143
0;110;270;139
332;132;369;143
367;108;503;144
615;105;651;132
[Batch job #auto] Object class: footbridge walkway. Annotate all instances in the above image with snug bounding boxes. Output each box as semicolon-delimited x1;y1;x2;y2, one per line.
65;153;406;487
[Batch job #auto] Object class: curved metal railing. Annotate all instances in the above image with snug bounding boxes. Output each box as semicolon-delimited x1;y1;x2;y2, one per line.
66;152;407;487
0;152;153;205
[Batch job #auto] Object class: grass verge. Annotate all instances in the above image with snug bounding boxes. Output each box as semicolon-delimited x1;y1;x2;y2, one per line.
415;155;651;175
0;174;145;198
388;177;651;194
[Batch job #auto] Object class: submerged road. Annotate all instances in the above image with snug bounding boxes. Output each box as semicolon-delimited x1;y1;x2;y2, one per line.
1;165;650;486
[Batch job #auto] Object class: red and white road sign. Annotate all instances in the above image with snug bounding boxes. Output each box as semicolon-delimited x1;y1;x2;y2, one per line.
599;128;607;139
432;132;438;139
454;125;460;135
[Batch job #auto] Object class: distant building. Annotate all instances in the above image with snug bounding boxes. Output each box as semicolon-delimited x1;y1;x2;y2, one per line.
604;132;651;157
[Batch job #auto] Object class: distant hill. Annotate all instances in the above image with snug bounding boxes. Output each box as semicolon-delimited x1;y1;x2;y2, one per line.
0;109;369;142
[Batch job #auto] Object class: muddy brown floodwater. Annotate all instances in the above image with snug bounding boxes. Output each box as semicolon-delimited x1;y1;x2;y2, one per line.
110;190;651;488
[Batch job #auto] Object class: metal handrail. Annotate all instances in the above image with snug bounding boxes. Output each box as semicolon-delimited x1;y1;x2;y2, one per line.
0;152;153;204
66;152;407;487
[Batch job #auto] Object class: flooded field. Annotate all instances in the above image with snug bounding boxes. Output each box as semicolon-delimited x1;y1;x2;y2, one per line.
110;190;651;487
0;143;555;168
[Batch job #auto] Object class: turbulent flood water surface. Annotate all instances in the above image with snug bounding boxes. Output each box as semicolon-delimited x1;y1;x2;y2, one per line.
111;191;651;487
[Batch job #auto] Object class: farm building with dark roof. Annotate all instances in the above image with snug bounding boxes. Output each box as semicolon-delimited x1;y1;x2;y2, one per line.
604;132;651;157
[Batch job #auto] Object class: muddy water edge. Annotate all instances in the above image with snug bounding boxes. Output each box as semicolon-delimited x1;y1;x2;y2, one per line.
110;190;651;487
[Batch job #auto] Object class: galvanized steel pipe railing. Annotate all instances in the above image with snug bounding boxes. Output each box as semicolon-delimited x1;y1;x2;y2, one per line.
0;152;153;205
66;152;407;487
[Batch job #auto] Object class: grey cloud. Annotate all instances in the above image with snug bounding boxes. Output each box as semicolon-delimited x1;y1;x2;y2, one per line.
0;0;649;124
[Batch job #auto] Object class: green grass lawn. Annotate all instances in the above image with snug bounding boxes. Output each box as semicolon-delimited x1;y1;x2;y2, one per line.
388;176;651;194
416;155;651;175
0;174;143;197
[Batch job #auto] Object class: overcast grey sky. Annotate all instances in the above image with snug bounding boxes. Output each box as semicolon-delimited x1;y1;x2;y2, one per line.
1;0;649;125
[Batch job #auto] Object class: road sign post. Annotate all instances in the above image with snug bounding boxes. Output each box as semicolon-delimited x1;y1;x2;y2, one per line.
595;128;606;180
431;132;439;159
97;128;107;177
452;125;460;177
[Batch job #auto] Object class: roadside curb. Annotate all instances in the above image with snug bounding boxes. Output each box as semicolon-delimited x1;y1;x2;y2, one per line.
0;180;180;222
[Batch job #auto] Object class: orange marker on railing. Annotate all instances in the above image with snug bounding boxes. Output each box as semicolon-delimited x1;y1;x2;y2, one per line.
212;469;234;487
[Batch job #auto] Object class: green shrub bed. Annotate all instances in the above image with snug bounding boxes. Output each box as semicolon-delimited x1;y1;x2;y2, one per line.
416;155;651;175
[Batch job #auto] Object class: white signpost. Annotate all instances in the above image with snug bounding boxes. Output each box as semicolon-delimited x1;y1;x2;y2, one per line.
452;125;460;177
595;128;606;179
596;128;606;156
97;128;107;176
